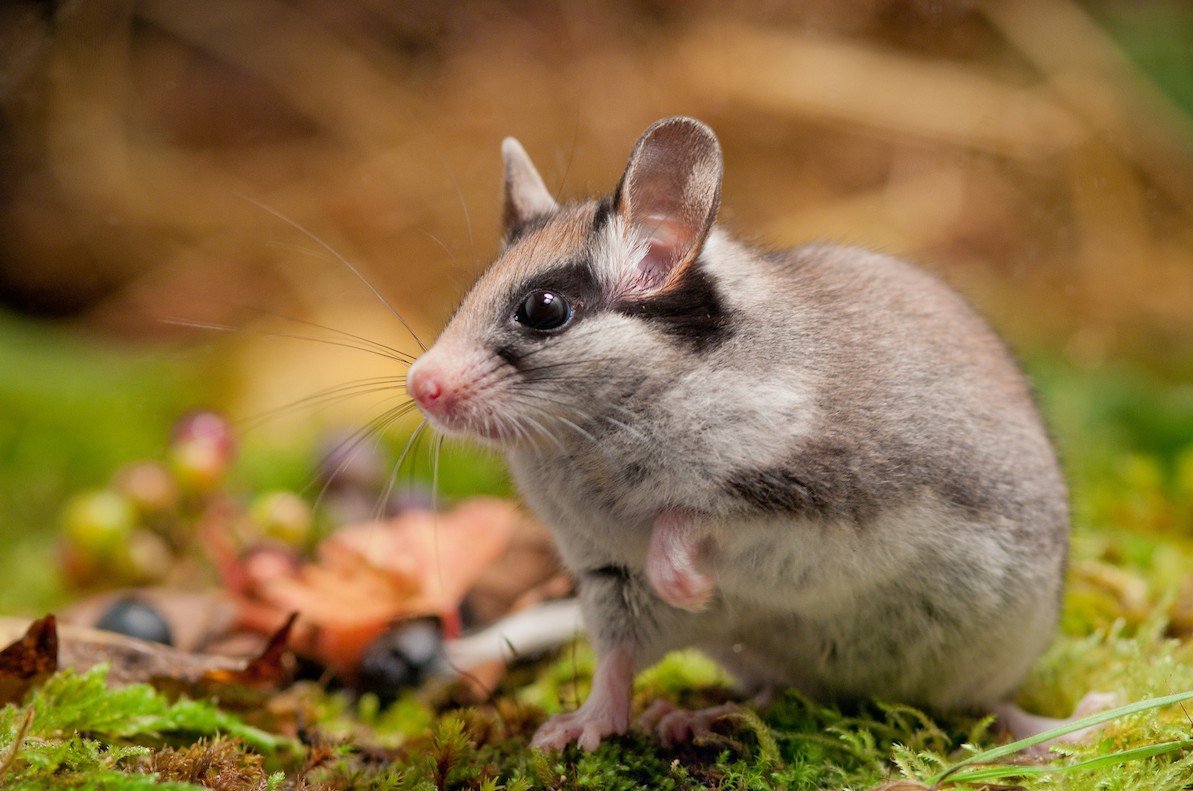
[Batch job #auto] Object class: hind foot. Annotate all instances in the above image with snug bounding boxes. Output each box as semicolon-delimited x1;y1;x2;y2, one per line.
636;699;739;745
994;691;1122;748
637;690;770;745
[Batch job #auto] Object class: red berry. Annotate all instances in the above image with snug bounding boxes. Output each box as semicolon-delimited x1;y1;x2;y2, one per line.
171;411;235;457
169;411;236;492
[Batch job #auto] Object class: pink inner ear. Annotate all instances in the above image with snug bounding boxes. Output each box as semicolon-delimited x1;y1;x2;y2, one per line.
634;215;688;289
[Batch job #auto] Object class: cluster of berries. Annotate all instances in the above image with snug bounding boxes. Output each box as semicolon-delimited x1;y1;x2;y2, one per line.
58;411;313;589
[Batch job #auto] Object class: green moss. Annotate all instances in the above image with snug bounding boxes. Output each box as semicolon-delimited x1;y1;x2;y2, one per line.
0;665;298;788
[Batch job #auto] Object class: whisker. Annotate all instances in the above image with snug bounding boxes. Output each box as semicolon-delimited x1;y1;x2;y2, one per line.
373;421;429;522
512;399;577;451
430;151;479;283
509;390;655;450
507;395;589;443
461;359;511;393
508;376;646;425
418;228;474;298
431;431;446;599
507;411;534;447
599;414;652;444
509;349;625;367
553;116;581;197
519;411;566;455
221;303;417;363
237;194;427;351
307;400;419;510
161;317;412;364
552;415;595;443
237;379;408;432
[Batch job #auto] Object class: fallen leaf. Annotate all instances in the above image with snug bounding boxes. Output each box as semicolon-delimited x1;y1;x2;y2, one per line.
199;613;297;688
61;588;238;654
226;497;523;674
0;615;58;704
0;615;295;696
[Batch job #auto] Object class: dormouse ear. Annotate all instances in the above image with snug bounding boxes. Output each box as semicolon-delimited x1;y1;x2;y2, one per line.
614;117;722;292
502;137;558;234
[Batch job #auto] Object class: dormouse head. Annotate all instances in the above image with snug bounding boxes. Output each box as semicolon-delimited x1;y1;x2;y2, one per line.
407;116;729;447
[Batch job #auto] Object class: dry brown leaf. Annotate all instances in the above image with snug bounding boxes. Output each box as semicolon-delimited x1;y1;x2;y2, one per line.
199;612;297;689
226;498;521;673
0;615;295;695
0;615;58;705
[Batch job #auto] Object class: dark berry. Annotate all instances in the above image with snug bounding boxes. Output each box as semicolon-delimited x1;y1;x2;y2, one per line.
316;432;386;493
356;619;444;703
388;483;435;515
95;597;173;645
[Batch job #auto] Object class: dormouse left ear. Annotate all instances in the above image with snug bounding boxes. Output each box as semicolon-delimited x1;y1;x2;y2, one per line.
614;116;723;292
502;137;558;235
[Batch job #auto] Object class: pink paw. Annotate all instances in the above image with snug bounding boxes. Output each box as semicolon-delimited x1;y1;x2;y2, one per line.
647;551;714;611
995;691;1124;749
532;702;630;751
637;699;738;745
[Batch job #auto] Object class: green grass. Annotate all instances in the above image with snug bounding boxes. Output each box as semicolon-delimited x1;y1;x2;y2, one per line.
0;310;1191;788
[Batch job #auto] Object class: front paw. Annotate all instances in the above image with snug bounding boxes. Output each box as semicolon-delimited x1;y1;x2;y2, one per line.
532;701;630;751
646;551;714;611
646;508;714;611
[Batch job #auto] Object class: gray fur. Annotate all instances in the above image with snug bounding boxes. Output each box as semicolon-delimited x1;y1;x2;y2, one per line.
409;118;1069;715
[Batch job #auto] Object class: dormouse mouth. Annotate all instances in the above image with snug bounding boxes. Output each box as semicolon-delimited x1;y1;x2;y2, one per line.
419;405;517;445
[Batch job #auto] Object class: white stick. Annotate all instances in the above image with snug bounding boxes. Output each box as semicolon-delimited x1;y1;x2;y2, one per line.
445;598;583;669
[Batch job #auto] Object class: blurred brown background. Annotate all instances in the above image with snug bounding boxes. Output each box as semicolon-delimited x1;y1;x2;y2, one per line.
1;0;1191;426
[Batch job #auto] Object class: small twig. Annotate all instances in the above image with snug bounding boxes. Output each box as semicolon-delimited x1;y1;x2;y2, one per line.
0;707;35;781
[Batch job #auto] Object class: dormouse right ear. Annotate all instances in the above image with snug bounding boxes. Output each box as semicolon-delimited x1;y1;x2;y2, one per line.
502;137;558;234
614;116;723;293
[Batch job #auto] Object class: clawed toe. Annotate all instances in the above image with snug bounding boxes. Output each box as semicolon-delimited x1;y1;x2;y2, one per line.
1072;691;1122;719
531;711;580;751
635;700;737;745
532;706;629;752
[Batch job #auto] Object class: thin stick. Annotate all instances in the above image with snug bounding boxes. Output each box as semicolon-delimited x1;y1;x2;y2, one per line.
0;707;34;781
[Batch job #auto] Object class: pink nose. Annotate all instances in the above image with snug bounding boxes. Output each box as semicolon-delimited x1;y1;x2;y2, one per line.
408;367;446;411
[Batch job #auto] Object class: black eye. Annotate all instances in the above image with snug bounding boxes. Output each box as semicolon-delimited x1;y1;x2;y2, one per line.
515;290;572;331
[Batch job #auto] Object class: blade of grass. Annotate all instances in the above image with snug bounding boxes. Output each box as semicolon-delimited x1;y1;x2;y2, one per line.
943;738;1192;784
929;690;1193;786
